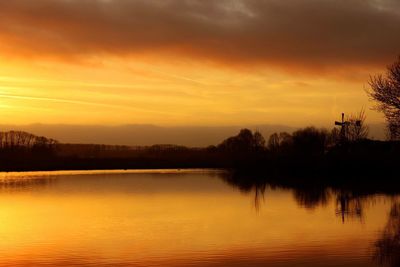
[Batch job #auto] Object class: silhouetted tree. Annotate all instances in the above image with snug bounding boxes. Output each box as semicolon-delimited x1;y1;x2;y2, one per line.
327;128;341;147
292;127;328;156
267;133;280;152
0;131;58;150
218;129;265;152
368;56;400;140
253;131;266;150
267;132;293;153
345;109;369;142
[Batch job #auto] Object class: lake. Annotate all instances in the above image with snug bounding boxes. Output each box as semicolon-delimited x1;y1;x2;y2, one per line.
0;169;398;267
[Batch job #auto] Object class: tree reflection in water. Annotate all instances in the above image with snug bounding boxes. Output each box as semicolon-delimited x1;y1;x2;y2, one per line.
224;173;340;212
0;175;55;191
292;186;330;209
335;192;364;223
219;172;268;211
221;171;400;267
222;172;397;213
374;202;400;267
221;172;367;217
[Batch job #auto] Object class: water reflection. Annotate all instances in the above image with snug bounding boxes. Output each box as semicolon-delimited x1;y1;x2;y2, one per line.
0;170;399;267
222;171;400;215
222;171;400;267
374;202;400;267
293;186;330;209
0;175;55;191
335;192;364;223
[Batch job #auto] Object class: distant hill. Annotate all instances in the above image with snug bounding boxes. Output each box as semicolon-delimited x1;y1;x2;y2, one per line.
0;123;386;147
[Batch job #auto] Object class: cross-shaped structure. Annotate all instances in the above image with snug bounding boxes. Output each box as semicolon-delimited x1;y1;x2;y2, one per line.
335;113;362;142
335;113;350;142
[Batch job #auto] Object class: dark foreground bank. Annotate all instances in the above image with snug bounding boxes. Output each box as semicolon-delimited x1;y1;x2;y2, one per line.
0;129;399;188
1;139;399;177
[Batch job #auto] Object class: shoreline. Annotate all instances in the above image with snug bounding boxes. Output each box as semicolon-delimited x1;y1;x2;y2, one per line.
0;168;227;177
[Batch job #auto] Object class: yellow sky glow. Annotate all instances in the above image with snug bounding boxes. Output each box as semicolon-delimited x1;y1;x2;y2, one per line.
0;55;385;127
1;0;398;130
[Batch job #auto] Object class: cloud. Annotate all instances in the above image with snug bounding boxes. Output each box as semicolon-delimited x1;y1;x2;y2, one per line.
0;0;399;71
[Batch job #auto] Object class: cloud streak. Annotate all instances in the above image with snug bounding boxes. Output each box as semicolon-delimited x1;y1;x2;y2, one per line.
0;90;181;115
0;0;399;71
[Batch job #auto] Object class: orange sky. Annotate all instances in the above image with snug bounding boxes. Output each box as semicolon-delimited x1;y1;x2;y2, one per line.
0;0;399;127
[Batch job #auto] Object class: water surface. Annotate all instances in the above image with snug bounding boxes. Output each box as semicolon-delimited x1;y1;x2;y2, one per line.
0;169;398;267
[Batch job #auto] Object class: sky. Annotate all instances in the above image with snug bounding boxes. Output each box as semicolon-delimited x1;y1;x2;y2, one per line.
0;0;399;128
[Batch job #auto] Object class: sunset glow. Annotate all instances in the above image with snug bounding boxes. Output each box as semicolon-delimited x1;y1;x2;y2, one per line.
1;2;400;267
1;0;398;127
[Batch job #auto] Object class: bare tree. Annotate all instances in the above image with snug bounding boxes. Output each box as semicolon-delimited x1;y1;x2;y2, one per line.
345;109;369;141
218;129;266;152
368;56;400;140
267;132;293;153
253;131;266;149
0;131;58;149
327;128;341;146
267;133;280;152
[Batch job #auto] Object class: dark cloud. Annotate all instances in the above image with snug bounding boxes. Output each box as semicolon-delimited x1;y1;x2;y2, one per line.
0;0;399;70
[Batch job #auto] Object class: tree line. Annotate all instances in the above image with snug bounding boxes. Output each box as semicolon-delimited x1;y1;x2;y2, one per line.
0;55;399;172
0;131;58;149
213;111;368;157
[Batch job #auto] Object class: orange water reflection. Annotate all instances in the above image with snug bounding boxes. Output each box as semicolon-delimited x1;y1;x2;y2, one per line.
0;170;395;266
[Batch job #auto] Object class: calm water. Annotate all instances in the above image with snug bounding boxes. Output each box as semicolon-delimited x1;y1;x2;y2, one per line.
0;169;398;267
